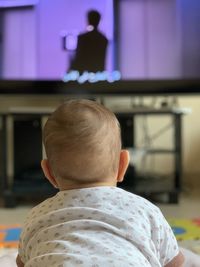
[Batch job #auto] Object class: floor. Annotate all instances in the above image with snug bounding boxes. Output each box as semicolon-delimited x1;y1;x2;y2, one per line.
159;186;200;219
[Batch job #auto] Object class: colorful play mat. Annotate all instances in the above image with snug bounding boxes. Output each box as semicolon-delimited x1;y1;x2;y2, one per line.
0;219;200;248
168;218;200;241
0;225;21;248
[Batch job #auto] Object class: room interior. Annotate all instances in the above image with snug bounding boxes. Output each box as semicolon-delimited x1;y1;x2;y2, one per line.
0;0;200;265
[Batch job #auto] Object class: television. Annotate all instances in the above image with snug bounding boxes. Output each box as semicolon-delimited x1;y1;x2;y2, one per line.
0;0;200;95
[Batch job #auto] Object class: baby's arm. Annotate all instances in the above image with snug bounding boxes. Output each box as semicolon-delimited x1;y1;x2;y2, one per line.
154;210;185;267
16;254;24;267
164;252;184;267
148;205;184;267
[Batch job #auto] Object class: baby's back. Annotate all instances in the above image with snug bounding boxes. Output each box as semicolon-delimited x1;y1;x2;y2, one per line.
19;187;179;267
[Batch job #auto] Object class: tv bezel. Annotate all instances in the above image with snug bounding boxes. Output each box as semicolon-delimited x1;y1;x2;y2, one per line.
0;79;200;95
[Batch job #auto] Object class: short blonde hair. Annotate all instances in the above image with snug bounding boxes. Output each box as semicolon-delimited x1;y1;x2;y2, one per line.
43;99;121;184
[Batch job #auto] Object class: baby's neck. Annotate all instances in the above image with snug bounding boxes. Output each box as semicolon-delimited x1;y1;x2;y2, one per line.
58;180;117;191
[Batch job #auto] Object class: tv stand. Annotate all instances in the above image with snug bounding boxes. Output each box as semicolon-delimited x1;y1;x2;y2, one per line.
0;106;190;206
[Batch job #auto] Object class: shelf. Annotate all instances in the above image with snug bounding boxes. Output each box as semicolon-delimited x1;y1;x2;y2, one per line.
119;174;179;203
120;174;174;194
3;180;57;207
12;180;57;196
145;149;176;154
134;176;174;193
1;107;184;206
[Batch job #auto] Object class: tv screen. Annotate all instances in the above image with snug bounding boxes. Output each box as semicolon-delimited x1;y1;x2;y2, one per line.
117;0;200;80
0;0;115;81
0;0;200;85
0;0;39;8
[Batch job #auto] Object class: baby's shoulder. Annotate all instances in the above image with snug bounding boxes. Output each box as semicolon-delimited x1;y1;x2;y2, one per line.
27;194;58;218
117;188;161;216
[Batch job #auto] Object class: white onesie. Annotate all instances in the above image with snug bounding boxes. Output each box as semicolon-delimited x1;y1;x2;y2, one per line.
18;186;184;267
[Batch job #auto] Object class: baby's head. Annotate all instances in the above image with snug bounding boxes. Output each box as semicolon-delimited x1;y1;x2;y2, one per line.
42;99;129;190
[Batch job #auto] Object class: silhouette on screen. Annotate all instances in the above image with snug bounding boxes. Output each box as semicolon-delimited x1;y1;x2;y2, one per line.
69;10;108;73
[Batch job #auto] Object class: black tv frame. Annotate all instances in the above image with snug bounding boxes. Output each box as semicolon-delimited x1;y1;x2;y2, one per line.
0;79;200;95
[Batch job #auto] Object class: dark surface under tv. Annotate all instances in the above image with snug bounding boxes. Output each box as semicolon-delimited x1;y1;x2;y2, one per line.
0;79;200;95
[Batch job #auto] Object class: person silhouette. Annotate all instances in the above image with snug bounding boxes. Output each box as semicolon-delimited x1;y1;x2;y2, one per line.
69;10;108;73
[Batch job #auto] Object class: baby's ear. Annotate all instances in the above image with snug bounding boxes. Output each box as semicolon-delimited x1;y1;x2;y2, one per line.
117;150;130;183
41;159;58;188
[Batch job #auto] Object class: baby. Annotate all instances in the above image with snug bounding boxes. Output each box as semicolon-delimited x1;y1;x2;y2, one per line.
16;99;184;267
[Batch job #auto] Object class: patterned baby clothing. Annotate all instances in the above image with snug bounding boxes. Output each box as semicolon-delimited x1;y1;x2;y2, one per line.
19;186;183;267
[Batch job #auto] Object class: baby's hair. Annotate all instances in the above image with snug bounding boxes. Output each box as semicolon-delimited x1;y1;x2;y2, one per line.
43;99;122;184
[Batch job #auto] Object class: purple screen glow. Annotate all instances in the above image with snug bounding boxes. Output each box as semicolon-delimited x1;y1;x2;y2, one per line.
0;0;39;8
0;0;200;80
1;0;114;80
